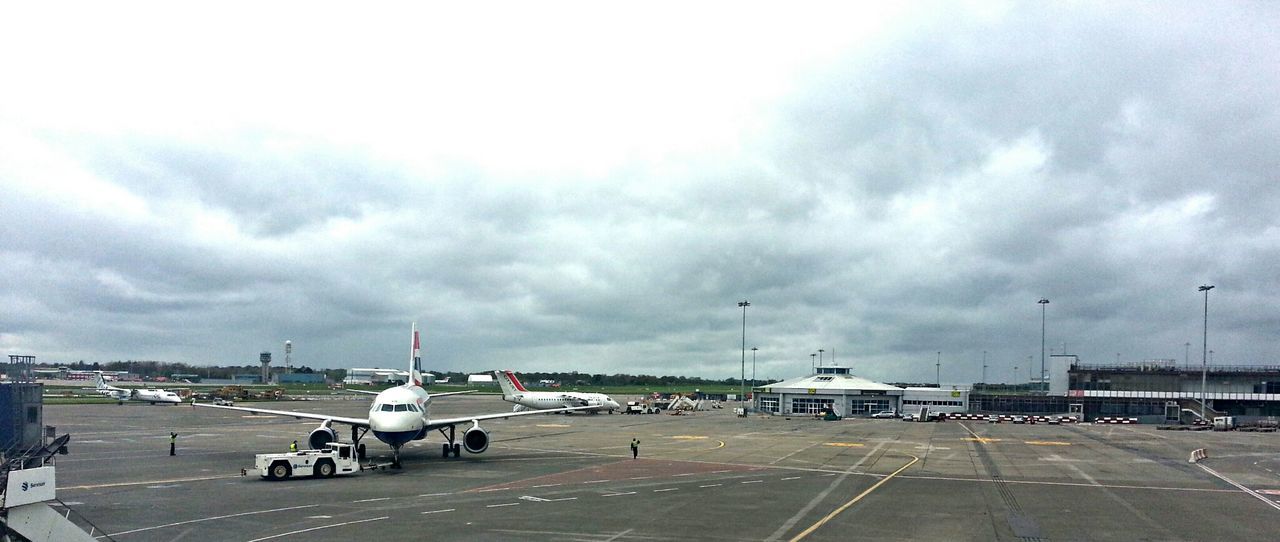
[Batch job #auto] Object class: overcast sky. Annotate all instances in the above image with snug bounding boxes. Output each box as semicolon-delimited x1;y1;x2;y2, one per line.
2;2;1277;383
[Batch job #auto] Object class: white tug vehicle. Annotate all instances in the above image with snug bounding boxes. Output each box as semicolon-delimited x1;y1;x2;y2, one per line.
255;442;360;480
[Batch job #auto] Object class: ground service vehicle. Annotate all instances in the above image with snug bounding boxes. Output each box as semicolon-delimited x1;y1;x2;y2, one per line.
256;442;360;480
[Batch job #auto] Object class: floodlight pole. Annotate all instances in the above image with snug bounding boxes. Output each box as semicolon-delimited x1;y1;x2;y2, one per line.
738;300;750;415
751;347;758;390
1038;298;1050;392
1200;285;1214;420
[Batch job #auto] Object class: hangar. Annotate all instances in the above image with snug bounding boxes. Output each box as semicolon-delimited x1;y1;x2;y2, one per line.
753;365;969;417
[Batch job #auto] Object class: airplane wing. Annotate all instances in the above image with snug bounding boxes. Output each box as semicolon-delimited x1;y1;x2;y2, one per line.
343;389;381;396
193;403;369;428
429;390;476;398
424;405;595;431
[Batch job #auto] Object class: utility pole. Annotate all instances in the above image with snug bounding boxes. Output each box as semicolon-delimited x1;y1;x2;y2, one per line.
751;347;758;390
810;353;816;374
935;351;941;387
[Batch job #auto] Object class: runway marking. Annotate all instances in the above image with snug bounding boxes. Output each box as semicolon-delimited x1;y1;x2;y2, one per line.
709;470;731;474
963;437;1002;443
63;474;242;490
741;480;764;484
1258;489;1280;496
602;491;636;497
654;487;679;492
582;479;610;484
352;497;390;503
547;497;579;502
629;476;653;480
1026;441;1072;446
899;473;1241;492
781;477;801;481
673;473;696;477
530;483;562;488
421;509;455;514
789;455;920;542
105;504;320;537
699;483;723;488
246;516;388;542
672;435;709;439
536;424;571;428
1198;464;1280;512
418;492;453;497
487;503;520;508
477;487;512;492
824;442;864;447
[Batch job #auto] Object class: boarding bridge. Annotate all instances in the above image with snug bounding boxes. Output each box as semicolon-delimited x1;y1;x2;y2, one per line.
2;432;101;541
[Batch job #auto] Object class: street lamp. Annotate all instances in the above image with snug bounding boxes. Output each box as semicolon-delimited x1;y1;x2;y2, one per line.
751;347;758;389
1038;298;1050;392
1199;285;1214;420
935;351;941;387
738;300;750;412
810;353;816;374
819;349;825;367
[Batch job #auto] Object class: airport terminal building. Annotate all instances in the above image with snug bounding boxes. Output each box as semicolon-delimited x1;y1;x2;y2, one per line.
753;365;969;417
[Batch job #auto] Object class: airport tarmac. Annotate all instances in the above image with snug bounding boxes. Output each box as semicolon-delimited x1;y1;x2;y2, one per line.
42;395;1280;541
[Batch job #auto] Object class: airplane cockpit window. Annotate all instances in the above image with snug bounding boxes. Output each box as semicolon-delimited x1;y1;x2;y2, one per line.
380;404;395;411
394;404;409;411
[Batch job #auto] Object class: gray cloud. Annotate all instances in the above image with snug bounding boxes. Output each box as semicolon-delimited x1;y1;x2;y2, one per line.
2;4;1278;383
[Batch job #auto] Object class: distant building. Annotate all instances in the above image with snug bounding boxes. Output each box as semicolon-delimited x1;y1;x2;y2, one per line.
753;365;968;417
344;368;410;386
275;373;326;384
467;374;496;386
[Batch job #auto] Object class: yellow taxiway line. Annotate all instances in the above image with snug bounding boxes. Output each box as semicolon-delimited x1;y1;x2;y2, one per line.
789;454;920;542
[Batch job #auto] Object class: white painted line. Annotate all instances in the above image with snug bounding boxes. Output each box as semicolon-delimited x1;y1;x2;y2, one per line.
781;477;802;481
477;487;511;492
673;473;695;477
351;497;390;503
741;480;764;484
699;483;723;488
602;492;636;497
1198;464;1280;512
530;483;562;488
709;470;732;474
418;492;452;497
629;476;652;480
654;488;679;492
487;503;520;508
246;516;388;542
821;473;837;477
582;479;610;484
546;497;579;502
105;504;320;537
421;509;455;515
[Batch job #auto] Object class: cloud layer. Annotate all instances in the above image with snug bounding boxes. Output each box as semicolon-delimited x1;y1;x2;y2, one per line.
3;2;1277;383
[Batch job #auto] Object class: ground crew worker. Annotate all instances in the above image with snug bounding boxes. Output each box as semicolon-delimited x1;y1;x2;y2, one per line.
631;437;639;459
169;432;177;456
289;440;298;453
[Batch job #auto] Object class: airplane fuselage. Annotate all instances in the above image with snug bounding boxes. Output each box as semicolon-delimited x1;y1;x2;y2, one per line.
368;385;432;448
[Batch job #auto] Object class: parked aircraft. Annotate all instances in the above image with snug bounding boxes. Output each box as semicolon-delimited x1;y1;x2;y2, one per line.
194;324;590;467
91;372;183;404
495;370;620;413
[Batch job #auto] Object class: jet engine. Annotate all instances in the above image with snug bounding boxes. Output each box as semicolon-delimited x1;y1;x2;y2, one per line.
463;424;489;454
308;423;338;449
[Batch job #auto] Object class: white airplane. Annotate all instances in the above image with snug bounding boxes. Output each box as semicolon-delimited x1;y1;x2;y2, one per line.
90;372;183;404
495;370;620;414
194;324;591;467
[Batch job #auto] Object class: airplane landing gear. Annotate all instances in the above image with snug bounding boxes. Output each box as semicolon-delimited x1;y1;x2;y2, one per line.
437;425;461;459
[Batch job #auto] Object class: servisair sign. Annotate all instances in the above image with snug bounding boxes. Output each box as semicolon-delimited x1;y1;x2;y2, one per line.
3;466;56;508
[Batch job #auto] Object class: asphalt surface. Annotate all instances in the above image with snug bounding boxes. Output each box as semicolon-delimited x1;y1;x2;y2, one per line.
38;395;1280;541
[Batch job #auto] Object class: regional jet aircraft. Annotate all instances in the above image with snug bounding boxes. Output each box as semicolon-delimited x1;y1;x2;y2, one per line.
495;370;620;413
91;372;183;404
194;324;590;467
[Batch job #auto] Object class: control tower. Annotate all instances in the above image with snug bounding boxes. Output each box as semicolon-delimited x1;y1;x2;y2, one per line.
259;352;271;383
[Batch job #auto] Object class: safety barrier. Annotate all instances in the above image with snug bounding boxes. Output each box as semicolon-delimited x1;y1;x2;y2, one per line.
1094;417;1139;424
1188;448;1208;463
938;413;1080;423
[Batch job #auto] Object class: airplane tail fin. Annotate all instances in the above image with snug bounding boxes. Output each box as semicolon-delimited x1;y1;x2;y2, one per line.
409;323;423;387
505;370;529;392
94;371;106;389
494;370;521;400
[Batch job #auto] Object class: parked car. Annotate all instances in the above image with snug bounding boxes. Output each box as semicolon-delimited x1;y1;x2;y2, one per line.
1012;415;1027;424
870;411;898;419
